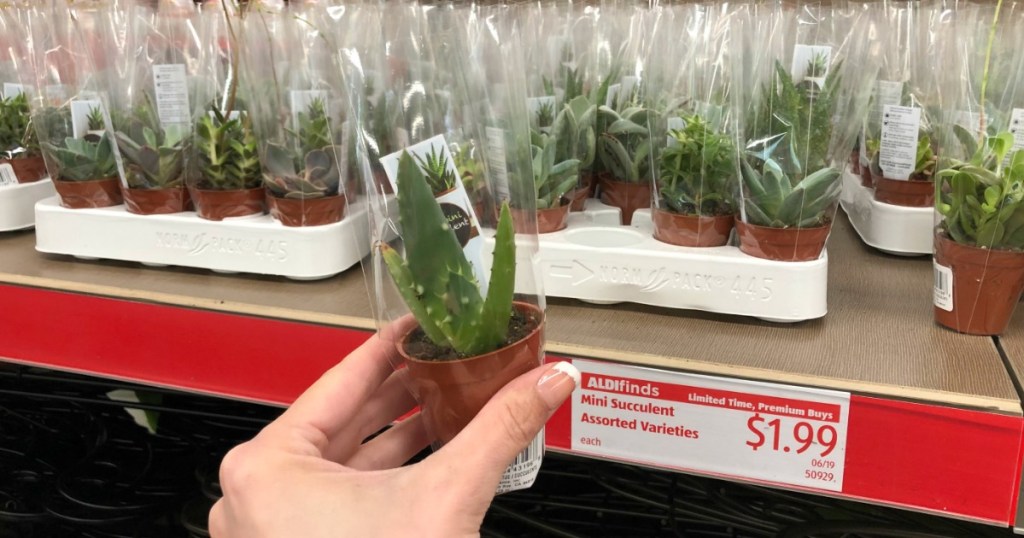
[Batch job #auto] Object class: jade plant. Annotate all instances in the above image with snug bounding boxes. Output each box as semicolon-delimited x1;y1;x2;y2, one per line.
0;92;38;159
935;132;1024;249
194;106;261;190
114;96;186;189
412;144;457;195
263;97;340;200
657;114;735;216
381;151;516;358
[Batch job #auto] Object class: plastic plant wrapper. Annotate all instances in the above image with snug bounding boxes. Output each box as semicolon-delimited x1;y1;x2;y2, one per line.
729;2;873;262
645;3;738;248
242;2;353;227
186;0;264;221
0;2;46;187
109;0;199;214
930;0;1024;336
344;2;545;493
22;0;127;209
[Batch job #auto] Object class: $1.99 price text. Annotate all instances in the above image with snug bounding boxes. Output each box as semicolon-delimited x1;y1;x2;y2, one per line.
746;414;840;484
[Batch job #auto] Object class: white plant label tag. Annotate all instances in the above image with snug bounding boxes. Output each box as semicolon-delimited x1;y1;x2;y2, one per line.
0;163;18;187
1009;108;1024;151
605;83;621;107
497;431;544;494
485;126;510;203
566;359;850;492
619;76;638;104
380;134;487;288
666;116;685;147
933;262;953;312
874;80;903;116
527;96;557;133
70;99;105;139
206;109;242;121
153;64;190;126
289;89;329;134
3;83;25;99
879;105;920;180
791;45;832;88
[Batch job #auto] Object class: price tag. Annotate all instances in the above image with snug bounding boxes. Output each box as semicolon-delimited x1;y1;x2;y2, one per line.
1010;109;1024;151
568;359;850;492
934;262;953;312
0;163;18;187
879;105;920;180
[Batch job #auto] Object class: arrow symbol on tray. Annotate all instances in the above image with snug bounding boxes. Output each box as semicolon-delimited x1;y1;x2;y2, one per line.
548;260;595;286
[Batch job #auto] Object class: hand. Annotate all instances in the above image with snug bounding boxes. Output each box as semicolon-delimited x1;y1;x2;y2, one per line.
209;331;579;538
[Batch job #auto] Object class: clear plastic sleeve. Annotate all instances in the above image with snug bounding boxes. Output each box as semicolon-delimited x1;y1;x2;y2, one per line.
0;2;46;186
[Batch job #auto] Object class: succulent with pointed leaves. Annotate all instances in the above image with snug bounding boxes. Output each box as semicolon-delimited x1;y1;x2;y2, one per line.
87;106;105;131
114;96;186;189
194;107;261;190
263;97;340;200
381;151;517;358
413;144;457;195
0;92;38;159
740;156;839;228
597;102;657;184
529;128;579;209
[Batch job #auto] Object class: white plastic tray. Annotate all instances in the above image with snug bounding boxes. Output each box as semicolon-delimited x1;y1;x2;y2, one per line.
484;200;828;322
34;197;370;280
0;179;55;232
839;168;934;256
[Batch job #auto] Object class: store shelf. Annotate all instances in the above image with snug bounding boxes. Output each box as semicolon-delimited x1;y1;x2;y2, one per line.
994;312;1024;534
1;214;1023;526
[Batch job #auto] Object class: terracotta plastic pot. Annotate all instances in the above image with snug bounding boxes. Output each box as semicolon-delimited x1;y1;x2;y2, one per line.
511;200;570;234
52;177;123;209
849;150;860;176
859;164;873;188
652;208;734;247
267;193;346;227
190;186;265;221
933;233;1024;335
598;175;651;226
583;171;598;197
569;185;590;212
123;187;189;215
3;156;47;184
871;172;933;207
401;302;544;444
735;219;831;262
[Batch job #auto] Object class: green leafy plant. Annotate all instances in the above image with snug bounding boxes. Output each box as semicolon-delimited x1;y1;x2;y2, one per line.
262;97;340;200
936;132;1024;249
597;101;656;184
412;145;457;195
530;128;580;209
87;106;104;131
381;151;516;358
740;156;839;228
914;134;936;179
194;107;261;190
535;101;554;130
42;133;117;182
806;52;828;79
114;96;186;189
452;141;484;198
0;92;38;159
658;114;735;216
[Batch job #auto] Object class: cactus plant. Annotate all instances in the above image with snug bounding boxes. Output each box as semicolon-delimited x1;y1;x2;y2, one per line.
657;114;735;216
0;92;38;159
262;97;340;200
114;96;186;189
194;106;261;190
381;151;516;358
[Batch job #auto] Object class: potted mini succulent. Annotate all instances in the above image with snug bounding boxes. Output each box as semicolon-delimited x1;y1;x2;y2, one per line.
933;132;1024;335
654;114;736;247
381;151;543;443
563;96;597;211
38;105;122;208
736;61;842;262
0;92;46;185
114;96;189;214
871;128;936;207
512;127;579;233
596;92;657;226
189;105;263;220
262;97;345;227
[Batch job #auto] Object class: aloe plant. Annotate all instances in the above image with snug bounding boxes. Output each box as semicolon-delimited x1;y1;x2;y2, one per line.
412;144;457;195
936;132;1024;249
87;106;104;131
658;114;735;216
0;92;38;159
530;128;579;209
194;106;261;190
597;102;656;184
741;156;840;228
114;96;186;189
381;151;516;358
262;97;340;200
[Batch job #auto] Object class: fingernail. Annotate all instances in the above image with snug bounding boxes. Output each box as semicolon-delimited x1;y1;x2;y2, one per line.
536;362;581;410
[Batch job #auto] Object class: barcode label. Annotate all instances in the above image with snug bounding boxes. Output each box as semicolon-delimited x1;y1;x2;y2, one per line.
497;430;544;494
0;163;17;187
485;126;510;202
934;262;953;312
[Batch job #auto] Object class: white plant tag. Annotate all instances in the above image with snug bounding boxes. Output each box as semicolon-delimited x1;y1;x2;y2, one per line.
527;96;557;133
605;83;621;107
485;126;510;203
879;105;920;180
933;261;953;312
70;99;105;139
290;90;329;134
380;134;487;288
3;83;25;99
0;163;18;187
791;45;832;88
1010;108;1024;151
153;64;191;126
666;116;685;147
619;76;638;104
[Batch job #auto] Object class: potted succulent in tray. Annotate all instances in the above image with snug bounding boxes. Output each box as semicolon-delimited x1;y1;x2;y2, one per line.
381;151;543;443
933;131;1024;335
114;97;189;214
871;130;936;207
562;96;596;211
511;127;580;234
596;98;657;226
262;98;345;227
38;106;122;208
189;106;263;220
0;92;46;185
736;61;842;262
654;114;736;247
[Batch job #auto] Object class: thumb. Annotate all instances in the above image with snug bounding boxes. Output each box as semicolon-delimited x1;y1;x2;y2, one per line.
432;361;579;497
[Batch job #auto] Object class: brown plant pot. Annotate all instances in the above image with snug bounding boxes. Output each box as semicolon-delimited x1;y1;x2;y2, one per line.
859;164;873;188
52;177;123;209
583;171;598;196
401;302;544;444
872;172;933;207
569;185;590;212
189;186;265;221
933;233;1024;336
267;193;346;227
509;199;571;234
123;187;189;215
735;219;831;262
652;208;734;248
598;175;652;226
3;156;47;184
849;150;861;176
